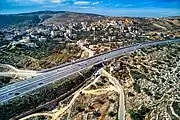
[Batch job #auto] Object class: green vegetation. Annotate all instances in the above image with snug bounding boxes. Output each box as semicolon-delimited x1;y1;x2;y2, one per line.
131;70;145;80
108;111;117;117
0;68;96;120
108;98;115;103
128;92;135;97
142;88;153;96
95;82;104;86
93;110;101;117
76;106;86;112
133;82;141;93
172;102;180;116
128;106;150;120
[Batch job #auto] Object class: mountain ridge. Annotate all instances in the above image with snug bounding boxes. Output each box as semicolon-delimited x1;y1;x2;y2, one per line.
0;11;105;28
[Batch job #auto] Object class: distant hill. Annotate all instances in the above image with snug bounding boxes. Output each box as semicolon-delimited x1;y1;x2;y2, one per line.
18;11;65;15
0;14;40;28
0;11;105;28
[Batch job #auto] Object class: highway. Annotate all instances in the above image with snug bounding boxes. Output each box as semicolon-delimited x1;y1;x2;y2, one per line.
0;39;180;104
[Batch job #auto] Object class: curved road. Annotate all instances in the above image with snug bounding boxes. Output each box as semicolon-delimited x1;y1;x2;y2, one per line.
0;39;180;104
100;69;125;120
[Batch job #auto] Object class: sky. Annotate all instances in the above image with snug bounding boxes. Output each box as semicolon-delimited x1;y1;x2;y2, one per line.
0;0;180;17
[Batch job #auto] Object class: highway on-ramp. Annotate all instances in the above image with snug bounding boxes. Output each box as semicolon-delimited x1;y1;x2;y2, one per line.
0;39;180;104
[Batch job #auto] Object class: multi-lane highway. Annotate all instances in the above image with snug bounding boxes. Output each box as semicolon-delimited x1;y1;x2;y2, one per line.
0;39;180;103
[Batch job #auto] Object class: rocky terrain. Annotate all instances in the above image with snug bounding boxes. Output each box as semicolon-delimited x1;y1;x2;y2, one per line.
0;11;180;120
110;43;180;120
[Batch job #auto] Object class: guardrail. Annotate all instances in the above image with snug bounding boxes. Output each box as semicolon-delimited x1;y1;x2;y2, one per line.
40;39;180;73
0;39;179;103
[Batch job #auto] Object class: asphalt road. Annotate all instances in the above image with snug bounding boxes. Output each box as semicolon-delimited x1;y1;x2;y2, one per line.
0;39;180;103
100;69;125;120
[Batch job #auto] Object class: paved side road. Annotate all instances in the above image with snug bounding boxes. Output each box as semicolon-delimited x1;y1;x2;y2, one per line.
0;39;180;104
100;69;125;120
0;64;39;78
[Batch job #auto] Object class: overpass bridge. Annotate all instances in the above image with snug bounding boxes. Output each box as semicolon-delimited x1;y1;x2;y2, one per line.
0;64;39;78
0;39;179;104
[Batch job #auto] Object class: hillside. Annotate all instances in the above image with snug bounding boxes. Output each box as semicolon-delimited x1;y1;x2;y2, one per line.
0;11;104;28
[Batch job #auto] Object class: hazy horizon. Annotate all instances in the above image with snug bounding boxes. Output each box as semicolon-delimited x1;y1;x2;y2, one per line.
0;10;180;18
0;0;180;17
